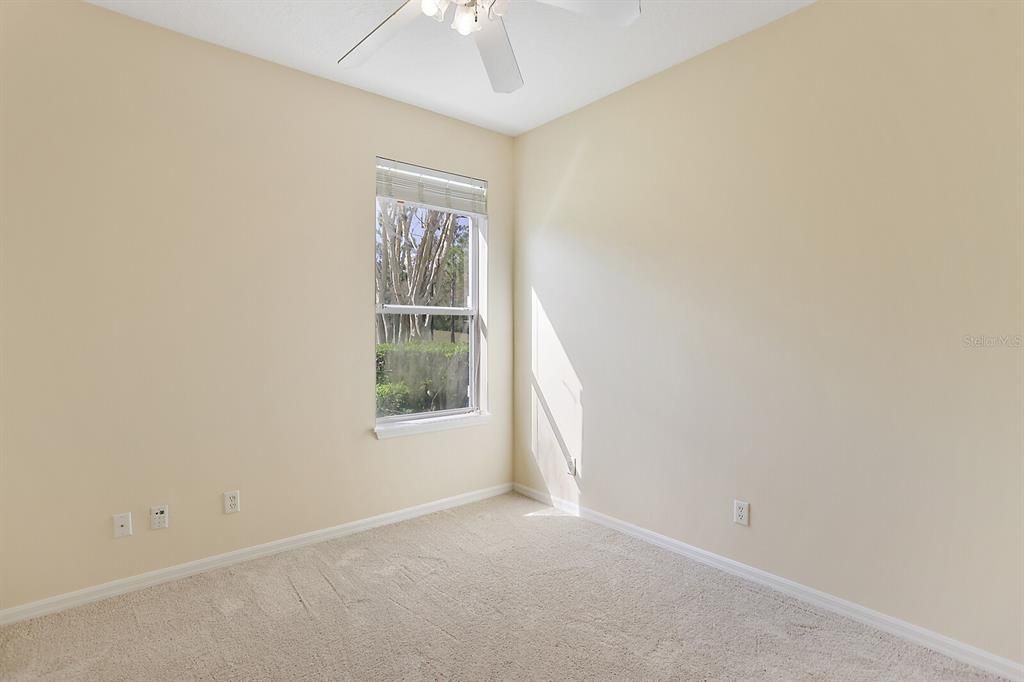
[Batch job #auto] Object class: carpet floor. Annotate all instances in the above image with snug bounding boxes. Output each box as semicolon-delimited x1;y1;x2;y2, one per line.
0;493;1003;681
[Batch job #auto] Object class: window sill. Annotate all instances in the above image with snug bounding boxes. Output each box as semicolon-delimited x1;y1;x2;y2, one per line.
374;412;491;440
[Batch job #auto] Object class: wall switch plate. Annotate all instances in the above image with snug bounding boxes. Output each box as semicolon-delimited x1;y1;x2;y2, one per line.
113;512;133;538
223;490;240;514
150;505;169;530
733;499;749;526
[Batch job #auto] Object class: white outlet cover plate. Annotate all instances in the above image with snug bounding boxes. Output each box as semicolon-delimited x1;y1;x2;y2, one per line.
113;512;133;538
223;490;240;514
733;499;749;526
150;505;169;530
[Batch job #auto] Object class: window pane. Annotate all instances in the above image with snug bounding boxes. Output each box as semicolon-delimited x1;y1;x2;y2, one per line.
375;197;471;308
375;314;473;418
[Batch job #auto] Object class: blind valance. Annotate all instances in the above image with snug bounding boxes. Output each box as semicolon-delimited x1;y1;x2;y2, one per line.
376;158;487;215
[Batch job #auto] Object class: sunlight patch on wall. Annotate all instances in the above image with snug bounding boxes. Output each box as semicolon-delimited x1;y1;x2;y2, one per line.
530;289;583;507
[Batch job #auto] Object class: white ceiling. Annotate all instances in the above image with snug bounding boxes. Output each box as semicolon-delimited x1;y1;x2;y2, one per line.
88;0;812;136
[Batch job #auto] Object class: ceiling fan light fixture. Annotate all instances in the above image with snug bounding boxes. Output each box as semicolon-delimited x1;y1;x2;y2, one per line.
421;0;451;20
451;3;481;36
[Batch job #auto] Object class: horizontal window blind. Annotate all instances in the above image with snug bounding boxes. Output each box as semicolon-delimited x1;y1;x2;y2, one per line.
376;158;487;215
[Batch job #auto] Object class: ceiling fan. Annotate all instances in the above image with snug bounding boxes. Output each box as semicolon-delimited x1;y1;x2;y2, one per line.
337;0;642;94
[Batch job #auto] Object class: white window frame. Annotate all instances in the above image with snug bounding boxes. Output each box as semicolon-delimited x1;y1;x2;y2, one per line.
373;196;488;438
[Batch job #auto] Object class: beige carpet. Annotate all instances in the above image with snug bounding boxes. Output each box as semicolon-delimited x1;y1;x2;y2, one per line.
0;493;1003;681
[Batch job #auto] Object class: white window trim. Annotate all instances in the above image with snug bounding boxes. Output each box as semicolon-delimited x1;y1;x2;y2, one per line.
374;411;491;440
374;193;488;434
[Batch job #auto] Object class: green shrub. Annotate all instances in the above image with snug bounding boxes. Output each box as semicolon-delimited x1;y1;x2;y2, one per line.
376;382;412;416
375;346;389;384
376;340;468;359
375;340;470;416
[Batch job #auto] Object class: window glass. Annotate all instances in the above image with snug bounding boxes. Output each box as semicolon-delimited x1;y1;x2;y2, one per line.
375;316;472;417
375;199;471;309
374;192;480;421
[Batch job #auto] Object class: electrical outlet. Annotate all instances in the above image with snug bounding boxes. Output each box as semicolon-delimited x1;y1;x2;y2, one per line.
150;505;169;530
733;499;749;526
113;512;133;538
223;490;241;514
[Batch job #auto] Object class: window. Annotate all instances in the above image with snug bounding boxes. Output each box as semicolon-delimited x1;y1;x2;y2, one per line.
374;158;487;430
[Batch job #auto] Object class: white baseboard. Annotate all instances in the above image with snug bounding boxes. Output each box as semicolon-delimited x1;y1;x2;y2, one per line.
512;483;1022;682
0;483;513;627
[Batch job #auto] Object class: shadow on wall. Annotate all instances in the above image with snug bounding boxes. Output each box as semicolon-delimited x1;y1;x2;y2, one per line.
528;289;583;510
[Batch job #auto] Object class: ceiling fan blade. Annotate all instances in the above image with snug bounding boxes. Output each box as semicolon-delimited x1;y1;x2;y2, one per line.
535;0;641;27
337;0;421;66
474;17;524;93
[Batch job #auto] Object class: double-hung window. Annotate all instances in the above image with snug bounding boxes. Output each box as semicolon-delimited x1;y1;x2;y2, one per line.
374;158;487;433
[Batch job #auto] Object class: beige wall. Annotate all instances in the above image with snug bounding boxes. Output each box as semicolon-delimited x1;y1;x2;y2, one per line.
514;0;1023;664
0;1;513;609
